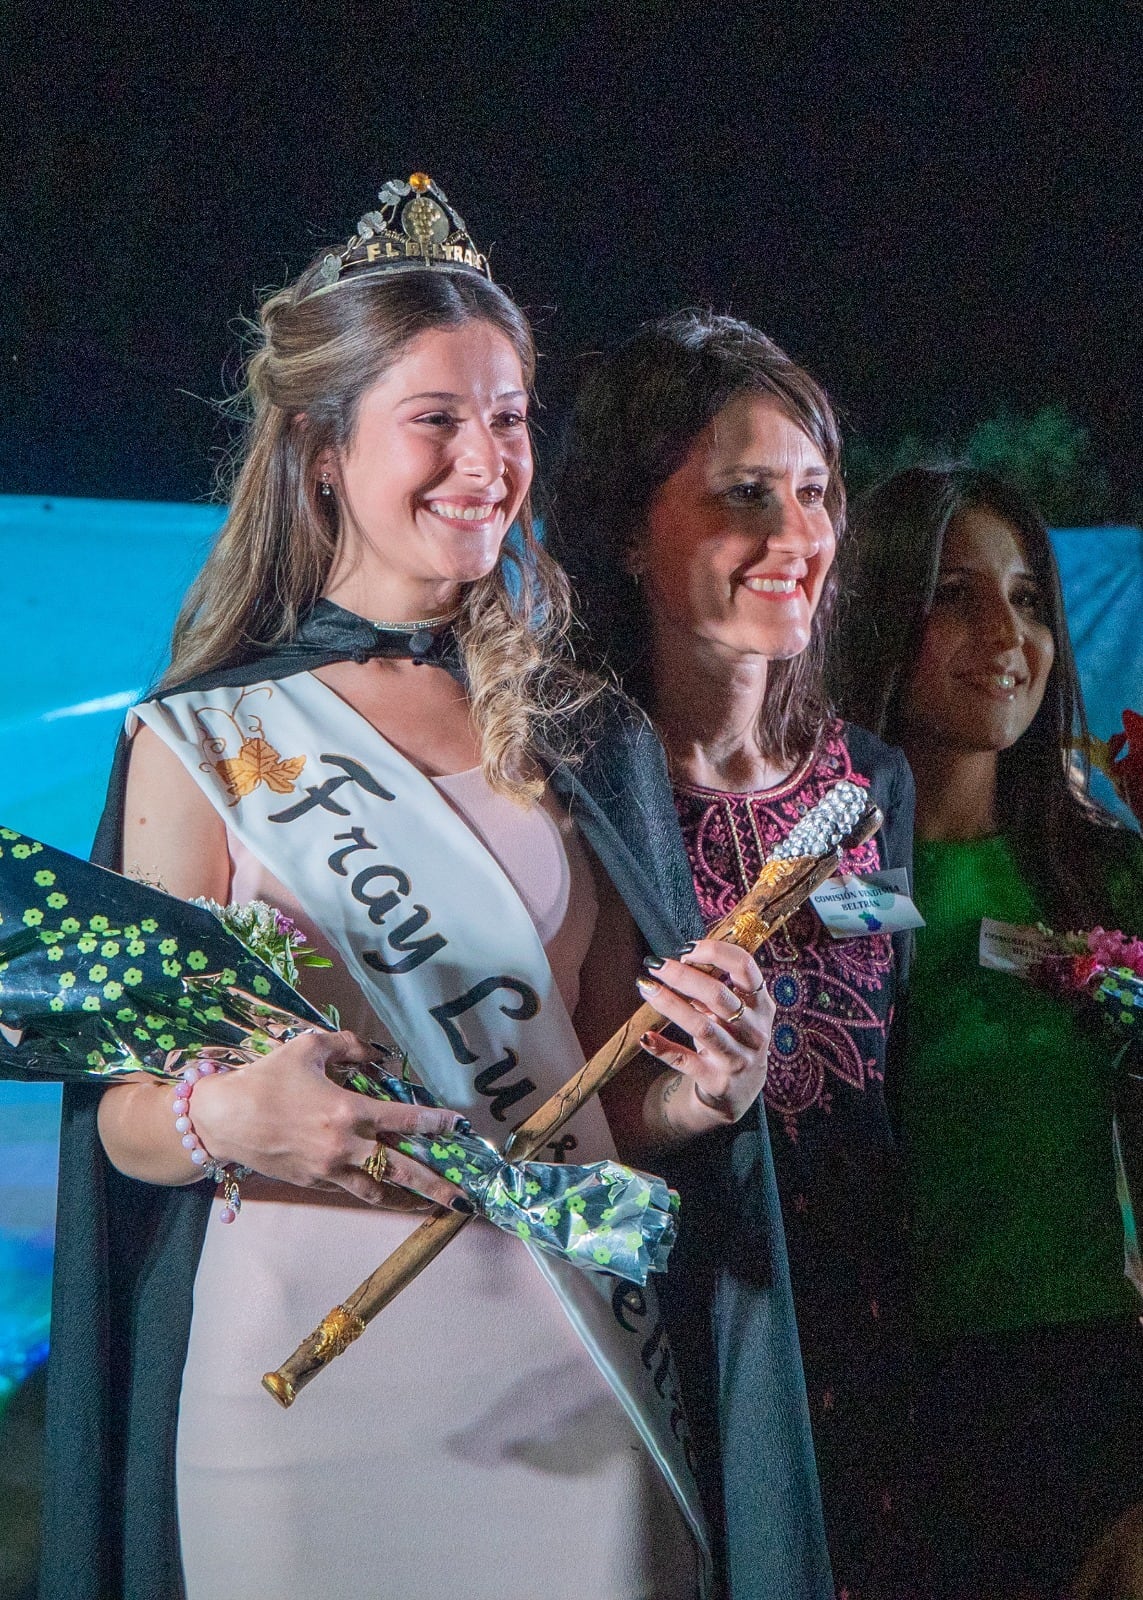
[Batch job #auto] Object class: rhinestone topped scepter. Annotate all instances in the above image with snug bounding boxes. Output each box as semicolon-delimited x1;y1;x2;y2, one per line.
263;780;882;1408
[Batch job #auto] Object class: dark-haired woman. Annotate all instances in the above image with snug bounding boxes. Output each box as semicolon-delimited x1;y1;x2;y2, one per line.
40;184;808;1600
833;465;1143;1599
554;311;918;1600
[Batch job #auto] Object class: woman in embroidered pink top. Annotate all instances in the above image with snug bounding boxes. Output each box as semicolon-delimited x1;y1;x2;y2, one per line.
553;311;919;1600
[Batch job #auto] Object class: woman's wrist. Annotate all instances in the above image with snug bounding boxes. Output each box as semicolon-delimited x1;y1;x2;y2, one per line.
172;1062;251;1222
641;1069;737;1148
692;1079;738;1120
181;1066;253;1171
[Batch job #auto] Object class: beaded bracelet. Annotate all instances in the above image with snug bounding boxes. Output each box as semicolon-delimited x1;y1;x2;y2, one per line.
173;1060;252;1224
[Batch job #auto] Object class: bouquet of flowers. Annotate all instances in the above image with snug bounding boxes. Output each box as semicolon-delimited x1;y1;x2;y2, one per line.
980;918;1143;1032
1025;926;1143;1035
0;825;676;1285
980;915;1143;1297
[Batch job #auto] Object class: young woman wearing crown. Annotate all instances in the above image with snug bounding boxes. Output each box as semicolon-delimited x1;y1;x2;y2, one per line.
40;178;830;1600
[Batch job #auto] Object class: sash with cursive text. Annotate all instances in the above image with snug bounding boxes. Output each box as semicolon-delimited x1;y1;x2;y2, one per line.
133;672;712;1588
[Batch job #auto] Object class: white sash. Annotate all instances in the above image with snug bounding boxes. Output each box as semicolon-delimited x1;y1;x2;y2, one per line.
134;672;711;1587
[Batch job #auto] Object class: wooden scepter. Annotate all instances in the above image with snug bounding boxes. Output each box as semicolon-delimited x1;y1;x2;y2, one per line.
263;785;883;1406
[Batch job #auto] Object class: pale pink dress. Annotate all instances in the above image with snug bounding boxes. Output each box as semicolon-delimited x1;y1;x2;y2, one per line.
176;770;699;1600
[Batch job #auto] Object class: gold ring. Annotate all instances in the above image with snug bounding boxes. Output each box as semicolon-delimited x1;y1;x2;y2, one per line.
361;1141;389;1184
725;994;746;1025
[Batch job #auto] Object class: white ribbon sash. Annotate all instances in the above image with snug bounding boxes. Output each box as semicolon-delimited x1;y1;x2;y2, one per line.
134;673;711;1587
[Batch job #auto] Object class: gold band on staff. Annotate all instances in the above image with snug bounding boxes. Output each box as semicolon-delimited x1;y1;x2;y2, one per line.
262;800;883;1407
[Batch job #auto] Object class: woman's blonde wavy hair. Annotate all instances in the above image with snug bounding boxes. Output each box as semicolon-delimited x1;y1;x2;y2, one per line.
164;258;593;800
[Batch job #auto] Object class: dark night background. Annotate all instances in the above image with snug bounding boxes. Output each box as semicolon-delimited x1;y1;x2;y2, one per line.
3;2;1142;514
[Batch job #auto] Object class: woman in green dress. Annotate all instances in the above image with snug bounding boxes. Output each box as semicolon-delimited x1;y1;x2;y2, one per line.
832;463;1143;1599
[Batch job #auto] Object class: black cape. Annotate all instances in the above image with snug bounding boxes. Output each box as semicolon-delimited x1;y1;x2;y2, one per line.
38;603;832;1600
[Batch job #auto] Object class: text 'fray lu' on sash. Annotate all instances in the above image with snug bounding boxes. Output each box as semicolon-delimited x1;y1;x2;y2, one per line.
131;672;714;1590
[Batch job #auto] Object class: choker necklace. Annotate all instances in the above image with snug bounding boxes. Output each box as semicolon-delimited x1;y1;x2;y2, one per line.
370;607;461;634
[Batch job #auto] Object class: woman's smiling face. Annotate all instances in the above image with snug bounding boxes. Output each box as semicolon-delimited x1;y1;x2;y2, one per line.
325;318;532;613
902;506;1056;754
635;393;837;663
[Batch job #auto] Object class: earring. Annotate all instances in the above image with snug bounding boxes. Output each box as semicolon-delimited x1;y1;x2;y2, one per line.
319;470;333;498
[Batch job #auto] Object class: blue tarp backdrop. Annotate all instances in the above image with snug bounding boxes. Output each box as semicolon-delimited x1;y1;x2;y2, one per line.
1;495;1141;1397
0;496;223;1400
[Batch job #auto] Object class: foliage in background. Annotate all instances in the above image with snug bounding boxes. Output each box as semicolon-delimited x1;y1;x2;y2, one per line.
846;406;1118;526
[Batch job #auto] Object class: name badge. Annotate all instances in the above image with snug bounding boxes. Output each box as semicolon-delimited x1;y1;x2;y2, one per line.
978;918;1057;973
809;868;926;939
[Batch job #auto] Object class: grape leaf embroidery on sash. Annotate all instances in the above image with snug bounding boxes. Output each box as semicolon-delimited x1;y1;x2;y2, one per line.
191;687;307;804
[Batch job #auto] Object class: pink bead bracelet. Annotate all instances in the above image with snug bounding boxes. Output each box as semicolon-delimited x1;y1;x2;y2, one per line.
173;1060;251;1224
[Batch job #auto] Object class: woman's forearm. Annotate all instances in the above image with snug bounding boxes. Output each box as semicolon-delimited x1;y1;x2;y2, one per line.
97;1078;203;1186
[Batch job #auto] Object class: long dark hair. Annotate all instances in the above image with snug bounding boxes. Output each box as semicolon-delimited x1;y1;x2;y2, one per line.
550;310;845;768
832;463;1132;922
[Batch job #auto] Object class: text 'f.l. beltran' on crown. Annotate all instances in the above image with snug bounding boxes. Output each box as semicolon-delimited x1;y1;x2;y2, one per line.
306;173;493;298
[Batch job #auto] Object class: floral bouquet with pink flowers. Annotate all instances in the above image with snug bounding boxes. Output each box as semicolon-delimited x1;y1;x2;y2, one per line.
0;824;677;1285
980;919;1143;1039
1026;926;1143;1037
980;916;1143;1298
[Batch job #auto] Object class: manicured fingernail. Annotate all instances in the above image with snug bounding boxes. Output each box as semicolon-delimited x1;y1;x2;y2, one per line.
679;941;696;955
636;974;659;992
454;1117;473;1136
643;955;666;971
640;1032;654;1049
451;1196;476;1214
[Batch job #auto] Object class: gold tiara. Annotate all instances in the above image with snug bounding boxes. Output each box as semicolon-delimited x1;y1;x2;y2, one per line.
305;173;492;298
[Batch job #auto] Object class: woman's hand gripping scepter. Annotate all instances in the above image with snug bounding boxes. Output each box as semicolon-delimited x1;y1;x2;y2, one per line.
263;779;883;1406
